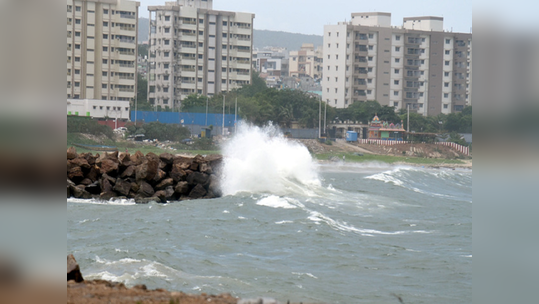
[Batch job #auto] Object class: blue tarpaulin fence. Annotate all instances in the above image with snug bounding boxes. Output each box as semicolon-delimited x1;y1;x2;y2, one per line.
131;111;238;127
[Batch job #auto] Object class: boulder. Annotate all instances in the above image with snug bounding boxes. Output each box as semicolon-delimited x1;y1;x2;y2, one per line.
154;190;167;203
137;181;155;198
131;151;146;166
68;166;84;182
208;174;222;198
67;254;84;283
199;162;212;174
99;191;117;201
101;173;117;185
193;154;205;164
205;154;223;168
113;179;131;196
135;158;159;182
130;182;139;193
189;162;199;171
99;177;113;193
97;158;119;175
187;172;209;186
120;165;136;178
118;152;131;167
85;181;101;195
165;186;175;201
159;152;174;165
81;152;98;166
86;166;100;182
71;185;91;199
67;147;78;160
155;178;174;190
169;164;187;183
188;184;207;199
174;181;189;195
80;178;93;186
135;197;158;204
152;169;166;184
69;157;90;170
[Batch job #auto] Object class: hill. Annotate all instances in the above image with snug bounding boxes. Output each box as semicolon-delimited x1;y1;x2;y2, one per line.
253;29;322;50
138;18;322;50
138;17;149;43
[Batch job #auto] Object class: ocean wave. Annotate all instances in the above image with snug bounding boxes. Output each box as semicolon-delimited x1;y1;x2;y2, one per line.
67;198;136;206
256;196;299;209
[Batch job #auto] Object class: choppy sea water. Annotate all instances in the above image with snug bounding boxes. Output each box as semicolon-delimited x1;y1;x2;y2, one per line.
67;125;471;304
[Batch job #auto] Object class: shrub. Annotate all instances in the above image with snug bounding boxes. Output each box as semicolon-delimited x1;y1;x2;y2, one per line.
67;116;114;139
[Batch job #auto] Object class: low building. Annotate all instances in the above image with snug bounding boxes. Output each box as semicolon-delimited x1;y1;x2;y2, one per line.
67;99;130;121
367;115;405;140
289;43;323;80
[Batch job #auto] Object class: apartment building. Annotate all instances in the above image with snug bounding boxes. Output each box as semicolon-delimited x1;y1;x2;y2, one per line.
323;12;472;116
67;0;139;103
289;43;323;80
147;0;255;109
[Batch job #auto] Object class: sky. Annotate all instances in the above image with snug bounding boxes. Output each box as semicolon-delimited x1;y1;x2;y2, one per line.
135;0;473;35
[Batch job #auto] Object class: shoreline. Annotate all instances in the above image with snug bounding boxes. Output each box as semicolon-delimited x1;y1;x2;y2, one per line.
316;158;472;170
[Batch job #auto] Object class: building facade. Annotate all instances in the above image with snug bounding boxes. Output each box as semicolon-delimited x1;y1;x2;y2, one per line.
67;0;139;103
289;43;323;80
322;12;472;116
147;0;254;109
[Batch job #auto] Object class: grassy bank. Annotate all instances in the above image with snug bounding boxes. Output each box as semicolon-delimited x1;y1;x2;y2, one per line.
314;152;465;165
67;133;220;156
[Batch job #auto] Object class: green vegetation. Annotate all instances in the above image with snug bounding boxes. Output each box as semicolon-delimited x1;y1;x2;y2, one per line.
67;116;114;139
314;152;465;165
126;121;190;142
253;29;323;50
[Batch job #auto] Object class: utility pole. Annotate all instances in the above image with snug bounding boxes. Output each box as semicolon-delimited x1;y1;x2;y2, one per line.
205;97;208;126
318;98;322;138
407;104;410;141
324;101;327;137
222;95;225;136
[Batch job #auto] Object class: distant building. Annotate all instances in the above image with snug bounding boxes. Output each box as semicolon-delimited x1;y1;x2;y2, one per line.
66;0;140;103
289;43;323;80
254;47;288;87
67;99;130;121
147;0;255;109
323;12;472;116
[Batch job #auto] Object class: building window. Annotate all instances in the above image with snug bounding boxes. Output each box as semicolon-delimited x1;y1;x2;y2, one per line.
164;63;169;69
444;93;449;98
394;91;399;96
444;82;449;87
327;66;330;71
164;52;170;57
101;84;107;89
102;71;107;77
394;80;399;85
368;33;374;39
75;32;81;37
164;39;170;45
103;59;108;64
445;61;450;66
335;66;338;71
328;43;331;48
103;46;108;52
395;69;400;74
336;43;339;48
223;21;228;26
75;6;81;12
395;58;400;63
368;45;373;50
335;77;338;82
326;88;329;93
368;56;373;61
395;35;401;41
367;90;372;94
443;104;448;109
163;87;169;93
165;16;170;21
103;21;108;27
164;75;169;81
368;79;372;84
446;39;451;44
328;32;331;37
75;82;80;87
395;46;400;52
335;88;338;93
328;55;330;60
445;50;450;55
368;67;373;72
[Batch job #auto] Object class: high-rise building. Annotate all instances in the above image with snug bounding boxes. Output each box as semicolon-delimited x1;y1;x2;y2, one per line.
67;0;139;103
147;0;255;110
323;12;472;116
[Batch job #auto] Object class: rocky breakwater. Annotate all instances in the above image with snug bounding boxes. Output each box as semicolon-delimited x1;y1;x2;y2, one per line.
67;147;223;203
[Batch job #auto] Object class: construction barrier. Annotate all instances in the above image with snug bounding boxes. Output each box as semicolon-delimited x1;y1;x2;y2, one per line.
357;139;409;146
435;142;470;156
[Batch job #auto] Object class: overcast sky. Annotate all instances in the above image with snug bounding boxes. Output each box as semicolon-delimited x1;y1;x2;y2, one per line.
136;0;473;35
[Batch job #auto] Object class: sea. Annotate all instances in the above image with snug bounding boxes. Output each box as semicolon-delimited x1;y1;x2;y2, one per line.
67;125;472;304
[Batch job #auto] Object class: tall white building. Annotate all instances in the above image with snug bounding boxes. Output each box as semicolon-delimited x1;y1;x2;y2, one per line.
323;13;472;116
67;0;139;103
147;0;255;109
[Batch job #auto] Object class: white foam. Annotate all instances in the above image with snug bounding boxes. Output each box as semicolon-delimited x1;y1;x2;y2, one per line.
275;220;293;225
221;123;321;196
67;198;136;206
292;272;318;279
257;196;297;209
